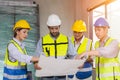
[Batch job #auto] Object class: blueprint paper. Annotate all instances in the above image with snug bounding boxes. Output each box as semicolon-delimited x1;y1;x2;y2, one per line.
35;55;85;77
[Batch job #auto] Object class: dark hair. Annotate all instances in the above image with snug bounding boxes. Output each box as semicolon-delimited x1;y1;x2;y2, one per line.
13;28;23;37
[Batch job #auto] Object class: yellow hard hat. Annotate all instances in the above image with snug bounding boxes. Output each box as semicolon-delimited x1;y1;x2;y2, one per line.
72;20;87;32
13;19;31;31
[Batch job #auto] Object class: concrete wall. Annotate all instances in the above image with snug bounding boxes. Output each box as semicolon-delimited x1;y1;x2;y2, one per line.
34;0;106;38
34;0;75;37
75;0;93;39
75;0;106;39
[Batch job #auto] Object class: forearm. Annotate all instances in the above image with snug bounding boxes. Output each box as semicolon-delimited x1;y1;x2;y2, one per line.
35;39;43;57
96;40;119;58
88;50;100;57
67;38;77;59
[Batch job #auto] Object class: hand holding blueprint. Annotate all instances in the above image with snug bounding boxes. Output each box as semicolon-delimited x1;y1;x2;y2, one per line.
35;55;86;77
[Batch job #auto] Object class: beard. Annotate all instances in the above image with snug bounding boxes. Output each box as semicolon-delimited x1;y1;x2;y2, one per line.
50;32;60;38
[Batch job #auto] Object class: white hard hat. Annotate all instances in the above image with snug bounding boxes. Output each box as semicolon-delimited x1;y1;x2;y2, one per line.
47;14;61;26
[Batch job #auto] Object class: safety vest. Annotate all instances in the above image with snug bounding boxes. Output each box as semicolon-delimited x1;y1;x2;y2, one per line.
42;33;68;58
70;36;92;79
95;37;120;80
3;39;27;80
71;36;92;54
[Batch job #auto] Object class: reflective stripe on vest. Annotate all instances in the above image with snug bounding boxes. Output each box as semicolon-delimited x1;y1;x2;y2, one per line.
42;33;68;58
95;37;120;80
71;36;92;79
79;66;92;72
4;64;26;69
3;73;27;80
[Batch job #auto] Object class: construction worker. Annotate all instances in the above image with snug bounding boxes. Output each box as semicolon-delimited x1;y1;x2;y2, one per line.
34;14;77;80
75;17;120;80
68;20;93;80
3;19;39;80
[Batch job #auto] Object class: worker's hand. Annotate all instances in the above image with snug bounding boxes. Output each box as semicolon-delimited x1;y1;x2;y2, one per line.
34;63;41;70
86;57;93;63
75;52;88;60
31;56;39;62
78;63;84;69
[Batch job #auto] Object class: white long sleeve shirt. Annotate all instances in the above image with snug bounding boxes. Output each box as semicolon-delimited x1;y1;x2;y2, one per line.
8;38;32;64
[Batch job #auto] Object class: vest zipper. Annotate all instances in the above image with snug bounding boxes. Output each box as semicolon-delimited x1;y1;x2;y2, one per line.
113;67;117;80
98;57;100;80
54;40;57;58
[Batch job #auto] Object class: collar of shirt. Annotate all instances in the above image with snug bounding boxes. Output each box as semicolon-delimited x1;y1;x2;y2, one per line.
13;38;25;49
99;36;109;47
74;36;85;45
74;36;85;50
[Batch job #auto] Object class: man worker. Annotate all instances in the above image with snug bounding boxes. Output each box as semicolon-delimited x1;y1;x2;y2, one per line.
34;14;77;80
68;20;93;80
75;17;120;80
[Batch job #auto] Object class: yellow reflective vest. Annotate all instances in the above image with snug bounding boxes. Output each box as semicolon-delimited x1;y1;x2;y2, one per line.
71;36;92;79
71;36;92;54
95;37;120;80
3;39;27;80
42;33;68;58
4;40;27;67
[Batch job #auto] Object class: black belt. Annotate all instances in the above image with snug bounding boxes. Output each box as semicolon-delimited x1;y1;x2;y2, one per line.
57;76;66;78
